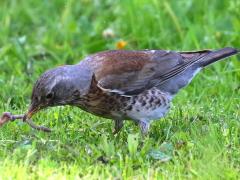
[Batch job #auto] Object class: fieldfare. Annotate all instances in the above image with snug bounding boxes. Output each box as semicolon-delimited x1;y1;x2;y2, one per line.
10;47;240;134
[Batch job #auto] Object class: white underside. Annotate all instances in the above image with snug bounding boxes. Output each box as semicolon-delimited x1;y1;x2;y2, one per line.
127;106;170;122
187;68;202;84
123;68;202;123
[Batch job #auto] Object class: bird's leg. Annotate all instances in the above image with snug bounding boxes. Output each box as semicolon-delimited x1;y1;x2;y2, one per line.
138;120;150;136
112;119;123;135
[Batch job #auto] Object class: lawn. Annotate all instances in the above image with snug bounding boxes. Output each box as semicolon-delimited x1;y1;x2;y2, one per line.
0;0;240;179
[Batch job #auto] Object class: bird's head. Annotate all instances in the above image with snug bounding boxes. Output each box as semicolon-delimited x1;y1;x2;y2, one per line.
23;64;93;121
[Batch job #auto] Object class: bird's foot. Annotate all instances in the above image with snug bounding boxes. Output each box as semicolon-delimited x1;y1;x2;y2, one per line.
139;120;150;136
112;119;123;135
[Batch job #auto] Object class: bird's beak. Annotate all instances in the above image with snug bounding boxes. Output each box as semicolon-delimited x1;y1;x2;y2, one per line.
23;103;40;121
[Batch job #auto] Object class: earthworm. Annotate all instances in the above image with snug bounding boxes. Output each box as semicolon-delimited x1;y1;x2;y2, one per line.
0;112;51;132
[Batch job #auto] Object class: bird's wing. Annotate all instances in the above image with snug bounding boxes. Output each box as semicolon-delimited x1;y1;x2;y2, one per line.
85;49;211;95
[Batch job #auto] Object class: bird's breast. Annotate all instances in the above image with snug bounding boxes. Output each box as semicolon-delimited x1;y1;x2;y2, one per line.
75;87;172;121
75;90;121;119
120;88;172;122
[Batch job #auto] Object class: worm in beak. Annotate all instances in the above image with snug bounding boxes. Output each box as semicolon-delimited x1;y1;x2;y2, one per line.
23;104;39;122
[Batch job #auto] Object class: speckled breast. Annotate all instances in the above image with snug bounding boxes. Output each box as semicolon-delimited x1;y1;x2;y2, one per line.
77;87;172;121
107;87;172;122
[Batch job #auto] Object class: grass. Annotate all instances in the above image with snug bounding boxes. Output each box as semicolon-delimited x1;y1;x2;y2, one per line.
0;0;239;179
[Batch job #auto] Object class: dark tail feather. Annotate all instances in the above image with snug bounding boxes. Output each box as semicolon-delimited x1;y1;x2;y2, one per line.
199;47;239;67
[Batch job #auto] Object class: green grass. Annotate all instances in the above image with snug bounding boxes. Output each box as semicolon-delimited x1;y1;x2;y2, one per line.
0;0;240;179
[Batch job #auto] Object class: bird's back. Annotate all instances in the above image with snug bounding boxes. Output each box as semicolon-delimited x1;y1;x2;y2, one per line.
81;48;239;96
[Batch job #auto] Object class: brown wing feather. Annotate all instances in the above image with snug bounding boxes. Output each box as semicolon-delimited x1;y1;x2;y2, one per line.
84;50;211;95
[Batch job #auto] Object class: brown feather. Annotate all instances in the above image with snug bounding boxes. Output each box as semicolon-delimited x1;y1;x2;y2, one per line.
83;48;238;95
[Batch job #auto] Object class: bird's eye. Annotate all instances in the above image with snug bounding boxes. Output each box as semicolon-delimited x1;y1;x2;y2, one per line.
46;92;54;99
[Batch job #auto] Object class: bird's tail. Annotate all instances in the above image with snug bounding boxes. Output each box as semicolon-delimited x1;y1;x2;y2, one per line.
199;47;239;67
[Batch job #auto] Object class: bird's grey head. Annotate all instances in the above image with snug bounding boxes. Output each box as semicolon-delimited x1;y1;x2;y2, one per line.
24;64;93;120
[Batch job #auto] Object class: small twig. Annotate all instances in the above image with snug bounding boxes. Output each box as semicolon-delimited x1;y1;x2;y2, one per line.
0;112;51;133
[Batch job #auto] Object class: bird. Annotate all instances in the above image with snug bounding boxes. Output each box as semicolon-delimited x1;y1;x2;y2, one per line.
22;47;239;135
